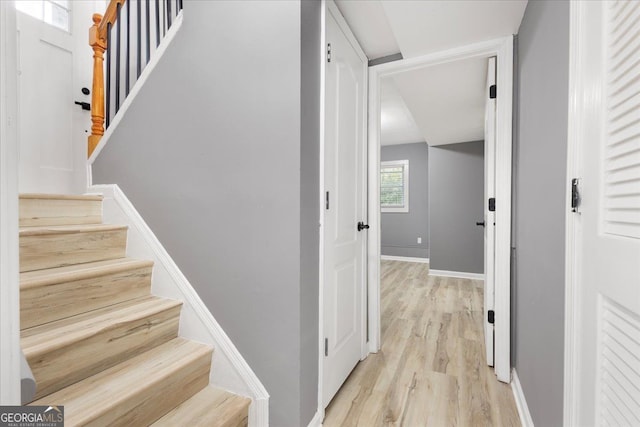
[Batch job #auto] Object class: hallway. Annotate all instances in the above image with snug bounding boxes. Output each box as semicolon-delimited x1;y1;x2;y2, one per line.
323;260;521;426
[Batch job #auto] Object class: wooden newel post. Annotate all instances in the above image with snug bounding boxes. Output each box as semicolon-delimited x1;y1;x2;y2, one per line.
88;13;106;158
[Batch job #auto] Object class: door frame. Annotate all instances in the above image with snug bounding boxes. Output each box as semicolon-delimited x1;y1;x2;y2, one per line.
317;0;369;421
563;1;591;424
368;36;514;383
0;0;21;405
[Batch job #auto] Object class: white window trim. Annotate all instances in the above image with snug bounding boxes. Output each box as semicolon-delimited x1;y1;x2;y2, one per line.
380;159;409;213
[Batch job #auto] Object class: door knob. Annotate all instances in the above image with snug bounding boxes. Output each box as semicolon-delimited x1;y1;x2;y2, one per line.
357;221;370;231
476;221;485;227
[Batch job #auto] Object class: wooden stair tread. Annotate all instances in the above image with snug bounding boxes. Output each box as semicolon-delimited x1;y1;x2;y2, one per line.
23;296;182;400
30;338;213;426
152;386;250;427
19;223;126;236
20;257;153;289
21;296;181;352
20;193;104;201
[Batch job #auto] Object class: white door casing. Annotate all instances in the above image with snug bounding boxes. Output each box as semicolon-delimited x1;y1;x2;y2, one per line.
368;36;513;383
322;4;368;408
565;1;640;425
484;56;497;367
17;1;99;195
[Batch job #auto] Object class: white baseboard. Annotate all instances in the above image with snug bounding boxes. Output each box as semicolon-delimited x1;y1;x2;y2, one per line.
428;269;484;280
511;369;534;427
90;184;269;427
307;410;323;427
380;255;429;264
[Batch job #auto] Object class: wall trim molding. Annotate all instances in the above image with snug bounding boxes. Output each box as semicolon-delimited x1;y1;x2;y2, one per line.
381;255;429;264
429;269;484;280
511;369;535;427
89;184;269;426
0;0;21;405
87;12;184;168
307;410;323;427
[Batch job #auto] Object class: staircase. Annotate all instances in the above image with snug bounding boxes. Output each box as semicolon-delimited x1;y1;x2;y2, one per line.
19;193;250;426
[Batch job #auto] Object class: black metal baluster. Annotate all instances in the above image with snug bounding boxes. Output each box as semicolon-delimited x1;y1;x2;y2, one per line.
162;0;166;37
115;3;121;112
126;0;130;96
145;0;150;65
155;0;160;47
106;22;112;128
179;0;182;11
167;0;171;28
137;0;141;78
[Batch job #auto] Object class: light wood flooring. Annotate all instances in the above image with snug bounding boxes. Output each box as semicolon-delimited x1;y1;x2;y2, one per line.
323;260;521;427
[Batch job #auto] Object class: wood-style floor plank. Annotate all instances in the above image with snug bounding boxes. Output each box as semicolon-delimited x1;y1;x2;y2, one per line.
324;260;521;427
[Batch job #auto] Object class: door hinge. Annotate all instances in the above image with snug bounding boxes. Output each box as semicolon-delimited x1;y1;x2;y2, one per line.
571;178;581;213
488;310;495;324
327;43;331;63
488;197;496;212
489;84;497;99
324;338;329;356
325;191;330;210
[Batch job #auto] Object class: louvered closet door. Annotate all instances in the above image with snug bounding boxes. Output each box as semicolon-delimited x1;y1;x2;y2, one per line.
575;1;640;425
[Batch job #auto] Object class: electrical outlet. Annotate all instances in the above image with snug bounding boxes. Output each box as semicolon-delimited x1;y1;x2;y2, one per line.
417;237;422;244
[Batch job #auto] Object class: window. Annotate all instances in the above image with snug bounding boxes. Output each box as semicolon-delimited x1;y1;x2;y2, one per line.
380;160;409;213
15;1;71;32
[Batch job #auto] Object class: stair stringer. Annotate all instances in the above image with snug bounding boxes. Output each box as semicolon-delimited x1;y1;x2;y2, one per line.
88;184;269;427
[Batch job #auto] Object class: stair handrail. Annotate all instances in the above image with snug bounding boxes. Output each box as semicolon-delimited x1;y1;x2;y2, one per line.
88;0;125;157
88;0;182;157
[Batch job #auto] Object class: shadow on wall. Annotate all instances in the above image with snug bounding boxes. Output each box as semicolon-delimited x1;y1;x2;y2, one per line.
429;140;485;274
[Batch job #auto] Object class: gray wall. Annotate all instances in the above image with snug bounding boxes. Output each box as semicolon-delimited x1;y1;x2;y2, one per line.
93;1;319;426
300;0;320;423
513;1;569;426
381;142;429;258
429;141;484;273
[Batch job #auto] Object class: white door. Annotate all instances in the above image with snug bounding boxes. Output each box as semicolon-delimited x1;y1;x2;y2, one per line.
570;1;640;425
322;7;367;408
483;56;496;367
16;0;100;194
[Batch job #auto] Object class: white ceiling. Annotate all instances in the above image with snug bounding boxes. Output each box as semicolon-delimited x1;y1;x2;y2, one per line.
335;0;527;60
380;79;424;146
390;57;488;146
335;0;526;147
380;0;527;58
334;1;400;60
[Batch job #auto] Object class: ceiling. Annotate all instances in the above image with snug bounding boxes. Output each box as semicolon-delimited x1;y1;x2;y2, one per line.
334;0;527;60
389;56;488;146
380;79;424;146
335;0;527;147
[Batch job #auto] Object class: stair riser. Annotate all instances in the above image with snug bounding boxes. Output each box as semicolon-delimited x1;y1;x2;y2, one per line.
20;229;127;272
27;305;181;400
21;265;153;329
82;350;211;427
20;197;102;227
